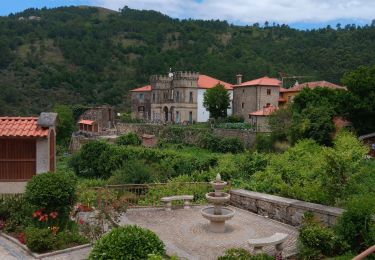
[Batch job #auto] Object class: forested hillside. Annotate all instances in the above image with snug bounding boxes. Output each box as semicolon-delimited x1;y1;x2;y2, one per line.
1;6;375;115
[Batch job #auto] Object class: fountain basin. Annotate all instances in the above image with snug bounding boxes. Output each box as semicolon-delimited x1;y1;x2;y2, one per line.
205;192;230;204
201;207;235;233
210;181;227;190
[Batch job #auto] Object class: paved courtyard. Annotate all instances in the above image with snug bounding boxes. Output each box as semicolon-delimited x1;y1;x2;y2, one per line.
120;206;299;260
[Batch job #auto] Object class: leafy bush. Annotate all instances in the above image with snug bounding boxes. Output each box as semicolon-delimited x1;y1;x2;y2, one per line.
25;172;77;215
0;196;33;232
89;225;165;259
108;159;155;184
299;224;344;258
214;122;253;130
218;248;273;260
70;141;124;178
25;227;55;253
115;132;141;146
198;133;245;153
254;133;274;153
335;195;375;253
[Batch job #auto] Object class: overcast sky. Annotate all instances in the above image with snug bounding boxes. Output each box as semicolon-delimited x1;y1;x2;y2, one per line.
1;0;374;29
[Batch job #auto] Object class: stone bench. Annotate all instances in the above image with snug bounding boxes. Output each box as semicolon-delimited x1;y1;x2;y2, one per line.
161;195;194;211
248;233;288;255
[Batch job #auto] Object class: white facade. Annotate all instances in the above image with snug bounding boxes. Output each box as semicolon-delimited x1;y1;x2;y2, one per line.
197;89;233;122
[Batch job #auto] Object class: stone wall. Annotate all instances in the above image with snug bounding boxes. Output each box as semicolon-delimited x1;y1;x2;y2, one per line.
213;128;256;148
230;189;344;227
117;123;257;148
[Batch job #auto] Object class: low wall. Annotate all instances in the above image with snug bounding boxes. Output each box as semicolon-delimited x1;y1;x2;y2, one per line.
230;189;344;227
116;123;257;148
213;128;256;148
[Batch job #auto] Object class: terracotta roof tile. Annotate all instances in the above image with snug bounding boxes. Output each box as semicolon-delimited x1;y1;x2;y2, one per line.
131;85;152;92
78;120;95;125
198;75;233;90
284;81;346;92
0;117;49;137
249;105;278;116
236;76;281;87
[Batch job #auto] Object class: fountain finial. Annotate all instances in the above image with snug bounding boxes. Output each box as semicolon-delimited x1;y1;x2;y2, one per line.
216;173;221;182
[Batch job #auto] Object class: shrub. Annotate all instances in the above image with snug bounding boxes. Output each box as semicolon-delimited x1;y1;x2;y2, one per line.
89;225;165;259
25;172;77;219
116;132;141;146
335;195;375;253
198;133;245;153
254;133;274;153
70;141;124;179
108;159;155;184
218;248;273;260
25;227;55;253
0;196;33;232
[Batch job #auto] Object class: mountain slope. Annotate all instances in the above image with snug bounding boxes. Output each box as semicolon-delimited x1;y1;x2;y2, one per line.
1;6;375;115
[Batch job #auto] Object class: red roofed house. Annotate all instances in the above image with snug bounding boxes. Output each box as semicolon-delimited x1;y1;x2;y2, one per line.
249;104;278;132
233;75;281;123
0;113;57;193
279;81;346;107
131;71;233;123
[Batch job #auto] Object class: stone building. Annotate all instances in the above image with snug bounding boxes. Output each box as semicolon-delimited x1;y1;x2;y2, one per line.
79;105;115;131
233;76;281;122
131;72;233;123
249;104;278;132
279;81;346;107
131;85;152;120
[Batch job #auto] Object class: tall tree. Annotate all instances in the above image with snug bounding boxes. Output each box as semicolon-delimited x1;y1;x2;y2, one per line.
203;84;230;119
53;105;75;147
342;65;375;135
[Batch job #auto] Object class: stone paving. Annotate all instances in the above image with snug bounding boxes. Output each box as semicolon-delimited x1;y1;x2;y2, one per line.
120;206;299;260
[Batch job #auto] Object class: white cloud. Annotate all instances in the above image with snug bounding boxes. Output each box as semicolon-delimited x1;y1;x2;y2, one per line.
91;0;375;24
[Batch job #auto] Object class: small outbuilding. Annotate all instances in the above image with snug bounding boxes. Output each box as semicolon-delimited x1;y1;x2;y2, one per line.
78;119;99;133
359;132;375;157
0;113;57;193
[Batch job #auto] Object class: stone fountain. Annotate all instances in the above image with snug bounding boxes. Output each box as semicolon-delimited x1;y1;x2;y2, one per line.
201;173;235;233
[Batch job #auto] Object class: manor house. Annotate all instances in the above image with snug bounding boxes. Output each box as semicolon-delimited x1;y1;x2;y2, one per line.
131;71;233;123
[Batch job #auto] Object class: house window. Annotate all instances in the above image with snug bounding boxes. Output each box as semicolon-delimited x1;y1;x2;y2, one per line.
189;111;193;123
138;106;145;112
139;93;144;101
241;102;244;109
176;91;180;102
176;111;180;123
266;103;270;107
267;89;271;95
152;93;156;102
242;89;245;94
189;92;193;103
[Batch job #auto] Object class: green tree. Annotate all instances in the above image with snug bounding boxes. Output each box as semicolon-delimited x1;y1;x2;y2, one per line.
342;65;375;135
53;105;75;147
203;84;230;119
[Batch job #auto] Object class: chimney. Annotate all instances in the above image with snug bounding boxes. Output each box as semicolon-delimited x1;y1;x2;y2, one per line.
236;74;242;85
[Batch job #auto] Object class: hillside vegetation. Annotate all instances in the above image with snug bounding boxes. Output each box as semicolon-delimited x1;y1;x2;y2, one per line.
1;6;375;114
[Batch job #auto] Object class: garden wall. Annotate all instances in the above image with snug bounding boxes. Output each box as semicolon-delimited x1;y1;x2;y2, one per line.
116;123;257;148
213;128;256;148
230;189;344;227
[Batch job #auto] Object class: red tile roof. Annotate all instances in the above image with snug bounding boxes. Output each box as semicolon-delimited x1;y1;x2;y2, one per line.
78;120;95;125
249;105;278;116
198;75;233;90
131;85;152;92
236;76;281;87
131;75;233;92
284;81;346;92
0;117;49;138
279;87;289;93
